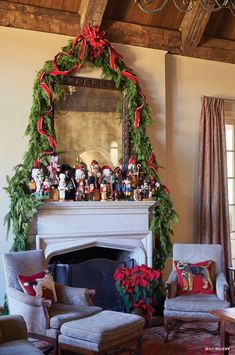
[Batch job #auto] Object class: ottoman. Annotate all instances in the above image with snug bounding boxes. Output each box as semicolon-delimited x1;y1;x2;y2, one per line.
58;310;145;354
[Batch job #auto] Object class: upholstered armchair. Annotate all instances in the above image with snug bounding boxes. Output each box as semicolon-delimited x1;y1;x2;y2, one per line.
164;243;230;342
0;315;43;355
2;250;102;351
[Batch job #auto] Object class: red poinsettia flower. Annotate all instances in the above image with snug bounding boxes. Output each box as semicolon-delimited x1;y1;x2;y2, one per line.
114;264;162;320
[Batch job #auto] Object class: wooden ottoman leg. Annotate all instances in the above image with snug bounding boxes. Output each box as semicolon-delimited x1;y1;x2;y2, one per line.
136;335;143;355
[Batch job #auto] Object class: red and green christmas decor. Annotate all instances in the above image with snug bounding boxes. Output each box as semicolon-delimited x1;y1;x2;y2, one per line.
114;264;162;320
4;25;177;270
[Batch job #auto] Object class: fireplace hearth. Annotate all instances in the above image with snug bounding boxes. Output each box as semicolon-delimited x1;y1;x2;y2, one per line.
34;201;156;309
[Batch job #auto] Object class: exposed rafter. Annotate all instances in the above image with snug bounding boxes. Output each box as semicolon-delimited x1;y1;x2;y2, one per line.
0;0;79;36
180;1;214;48
101;19;181;54
79;0;108;29
0;1;234;65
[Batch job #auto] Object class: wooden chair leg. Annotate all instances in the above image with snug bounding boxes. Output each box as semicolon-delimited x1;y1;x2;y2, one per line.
164;318;169;343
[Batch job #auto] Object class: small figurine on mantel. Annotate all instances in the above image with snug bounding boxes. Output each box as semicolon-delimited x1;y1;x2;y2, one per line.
149;175;160;199
101;166;113;199
42;176;52;199
113;167;123;200
90;160;101;201
58;173;66;201
123;175;133;201
141;180;150;201
87;171;96;201
75;163;87;201
31;166;44;197
47;155;60;188
100;182;107;201
62;164;76;200
128;156;142;189
133;186;142;201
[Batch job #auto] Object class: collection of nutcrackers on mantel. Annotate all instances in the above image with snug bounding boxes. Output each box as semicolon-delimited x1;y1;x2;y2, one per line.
29;155;160;202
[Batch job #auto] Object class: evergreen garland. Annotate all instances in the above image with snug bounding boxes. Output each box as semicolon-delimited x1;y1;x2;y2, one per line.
4;26;178;270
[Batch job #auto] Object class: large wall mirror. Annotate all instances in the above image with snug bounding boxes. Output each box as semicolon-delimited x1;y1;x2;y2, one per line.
54;76;129;169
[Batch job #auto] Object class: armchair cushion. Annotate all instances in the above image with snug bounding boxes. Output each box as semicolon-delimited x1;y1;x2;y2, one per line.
49;303;102;329
165;294;230;313
0;339;43;355
18;270;57;302
174;260;215;295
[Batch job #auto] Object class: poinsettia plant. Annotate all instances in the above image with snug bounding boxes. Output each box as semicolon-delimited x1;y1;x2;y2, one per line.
114;264;162;320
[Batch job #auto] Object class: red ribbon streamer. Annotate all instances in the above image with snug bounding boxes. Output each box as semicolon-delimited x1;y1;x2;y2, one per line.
37;116;56;155
134;92;146;128
162;185;170;194
121;70;139;84
37;73;56;153
147;152;158;174
121;71;146;128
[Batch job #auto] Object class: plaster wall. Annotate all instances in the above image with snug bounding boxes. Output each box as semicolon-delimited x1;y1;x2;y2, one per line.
164;55;235;275
0;27;166;305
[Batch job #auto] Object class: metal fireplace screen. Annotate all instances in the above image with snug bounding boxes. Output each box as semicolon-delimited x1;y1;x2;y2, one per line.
50;258;133;311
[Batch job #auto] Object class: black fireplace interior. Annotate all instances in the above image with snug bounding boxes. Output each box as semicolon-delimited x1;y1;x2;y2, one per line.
49;247;134;311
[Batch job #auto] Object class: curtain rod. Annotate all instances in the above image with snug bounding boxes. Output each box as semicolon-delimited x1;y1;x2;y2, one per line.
201;95;235;103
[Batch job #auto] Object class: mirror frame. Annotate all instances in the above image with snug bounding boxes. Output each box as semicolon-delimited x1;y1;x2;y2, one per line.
54;76;129;170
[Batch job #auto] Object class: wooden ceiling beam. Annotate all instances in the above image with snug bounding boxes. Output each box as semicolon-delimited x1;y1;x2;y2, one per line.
182;45;235;65
101;19;182;54
101;20;235;65
79;0;108;29
201;37;235;51
0;2;234;65
180;1;214;48
0;0;79;36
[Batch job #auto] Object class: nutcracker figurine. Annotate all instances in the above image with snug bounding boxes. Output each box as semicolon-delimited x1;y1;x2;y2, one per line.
127;156;141;189
75;164;86;201
141;180;150;200
58;173;66;201
90;160;101;201
123;175;132;201
113;167;123;200
62;164;76;200
101;166;113;199
31;167;44;197
47;155;60;187
100;182;107;201
88;171;96;201
42;176;52;199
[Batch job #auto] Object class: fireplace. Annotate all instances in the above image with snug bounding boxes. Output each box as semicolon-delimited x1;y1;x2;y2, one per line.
35;200;156;310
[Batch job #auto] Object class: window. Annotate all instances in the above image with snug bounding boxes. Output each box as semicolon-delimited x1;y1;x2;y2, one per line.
225;103;235;265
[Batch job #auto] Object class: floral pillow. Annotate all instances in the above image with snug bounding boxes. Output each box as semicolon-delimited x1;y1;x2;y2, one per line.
18;270;57;302
174;260;216;295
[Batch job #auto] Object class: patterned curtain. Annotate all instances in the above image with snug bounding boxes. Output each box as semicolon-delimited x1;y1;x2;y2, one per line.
197;96;231;273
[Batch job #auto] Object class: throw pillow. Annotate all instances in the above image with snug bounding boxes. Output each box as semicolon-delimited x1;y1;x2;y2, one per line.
18;270;57;302
174;260;216;295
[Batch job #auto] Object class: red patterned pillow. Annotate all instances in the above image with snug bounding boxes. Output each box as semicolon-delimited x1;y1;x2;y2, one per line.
18;270;57;302
174;260;216;295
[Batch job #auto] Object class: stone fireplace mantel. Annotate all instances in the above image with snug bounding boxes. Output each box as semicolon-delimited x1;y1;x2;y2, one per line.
36;201;156;266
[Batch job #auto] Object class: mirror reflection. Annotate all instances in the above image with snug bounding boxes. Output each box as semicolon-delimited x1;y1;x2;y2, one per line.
54;85;123;169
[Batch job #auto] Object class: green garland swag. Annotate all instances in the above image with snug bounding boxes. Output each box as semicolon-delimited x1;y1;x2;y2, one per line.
4;26;177;271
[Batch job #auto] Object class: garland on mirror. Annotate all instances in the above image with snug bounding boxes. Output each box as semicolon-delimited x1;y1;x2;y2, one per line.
4;26;178;270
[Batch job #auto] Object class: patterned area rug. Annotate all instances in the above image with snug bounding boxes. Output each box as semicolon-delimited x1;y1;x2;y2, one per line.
139;323;235;355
